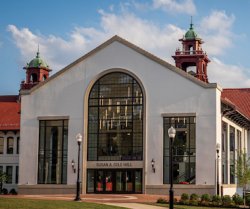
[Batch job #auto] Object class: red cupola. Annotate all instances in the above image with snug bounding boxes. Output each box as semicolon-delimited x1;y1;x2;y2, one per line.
172;20;210;83
20;50;51;90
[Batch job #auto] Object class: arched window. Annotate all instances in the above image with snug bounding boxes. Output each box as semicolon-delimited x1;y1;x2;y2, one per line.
88;72;144;161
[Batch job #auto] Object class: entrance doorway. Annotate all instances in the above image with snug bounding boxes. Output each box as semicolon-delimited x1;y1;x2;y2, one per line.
87;169;142;193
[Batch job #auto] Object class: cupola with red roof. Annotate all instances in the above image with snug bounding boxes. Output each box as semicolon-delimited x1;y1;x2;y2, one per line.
172;18;210;83
20;49;51;90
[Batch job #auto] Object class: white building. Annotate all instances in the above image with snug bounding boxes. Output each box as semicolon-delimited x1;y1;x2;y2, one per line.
1;23;249;196
16;31;250;196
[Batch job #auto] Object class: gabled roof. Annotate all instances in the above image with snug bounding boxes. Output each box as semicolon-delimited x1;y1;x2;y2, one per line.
0;95;20;131
221;88;250;119
20;35;220;95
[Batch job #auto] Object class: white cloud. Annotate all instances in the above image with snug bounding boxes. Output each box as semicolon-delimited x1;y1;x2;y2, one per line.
153;0;196;15
99;10;184;60
209;57;250;88
7;6;250;88
7;25;107;70
199;11;235;56
7;10;184;72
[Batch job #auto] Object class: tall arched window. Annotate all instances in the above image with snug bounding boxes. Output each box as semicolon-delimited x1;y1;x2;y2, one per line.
88;72;144;161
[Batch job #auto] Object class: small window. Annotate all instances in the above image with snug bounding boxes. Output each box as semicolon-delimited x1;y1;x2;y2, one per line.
0;137;3;154
7;137;14;154
6;166;13;184
17;137;20;154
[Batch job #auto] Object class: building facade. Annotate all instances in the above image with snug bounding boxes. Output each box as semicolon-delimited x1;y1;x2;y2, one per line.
16;34;225;195
0;96;20;193
1;23;249;196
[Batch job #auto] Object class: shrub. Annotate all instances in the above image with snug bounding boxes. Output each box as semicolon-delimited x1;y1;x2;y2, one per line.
179;193;189;205
232;193;243;205
189;193;199;206
9;188;17;195
181;193;189;201
211;195;221;206
190;193;199;201
2;188;8;195
189;200;199;206
157;197;168;204
200;194;211;206
222;195;232;207
201;193;211;202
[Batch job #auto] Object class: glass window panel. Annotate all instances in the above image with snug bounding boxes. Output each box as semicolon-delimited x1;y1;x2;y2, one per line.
87;170;95;193
6;166;13;184
163;116;196;184
46;120;63;127
40;121;45;126
7;137;14;154
229;126;235;184
222;122;228;184
89;85;99;98
135;170;142;193
0;137;3;154
88;72;144;161
17;137;20;154
38;120;68;184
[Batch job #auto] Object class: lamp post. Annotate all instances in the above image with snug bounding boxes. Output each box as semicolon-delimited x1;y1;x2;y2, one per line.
216;143;220;196
168;126;176;209
74;133;82;201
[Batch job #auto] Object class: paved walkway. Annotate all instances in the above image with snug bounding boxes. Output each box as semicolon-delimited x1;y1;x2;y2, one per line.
104;203;167;209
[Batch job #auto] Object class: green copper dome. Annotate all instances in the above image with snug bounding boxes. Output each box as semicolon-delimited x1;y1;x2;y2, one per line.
184;23;198;40
27;52;49;69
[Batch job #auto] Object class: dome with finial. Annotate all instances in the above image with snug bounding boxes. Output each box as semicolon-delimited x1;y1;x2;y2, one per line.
24;50;50;70
184;18;199;40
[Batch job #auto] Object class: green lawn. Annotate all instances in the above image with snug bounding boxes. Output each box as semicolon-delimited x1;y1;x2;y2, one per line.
0;198;127;209
148;203;236;209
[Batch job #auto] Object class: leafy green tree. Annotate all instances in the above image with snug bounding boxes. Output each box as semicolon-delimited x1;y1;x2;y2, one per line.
0;172;8;194
234;152;250;206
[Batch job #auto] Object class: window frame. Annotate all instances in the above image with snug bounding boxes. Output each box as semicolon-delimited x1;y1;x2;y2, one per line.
87;72;144;161
37;119;68;184
163;115;196;184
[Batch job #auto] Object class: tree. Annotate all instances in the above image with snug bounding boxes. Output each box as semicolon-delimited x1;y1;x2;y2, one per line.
234;152;250;206
0;172;8;194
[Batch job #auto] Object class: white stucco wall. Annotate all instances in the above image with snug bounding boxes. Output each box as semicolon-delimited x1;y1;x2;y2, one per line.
19;40;221;190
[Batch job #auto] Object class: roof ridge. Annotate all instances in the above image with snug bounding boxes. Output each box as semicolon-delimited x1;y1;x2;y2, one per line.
20;35;220;95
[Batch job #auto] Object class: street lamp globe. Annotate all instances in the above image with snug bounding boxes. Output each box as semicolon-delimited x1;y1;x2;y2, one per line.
216;143;220;153
168;126;176;139
76;133;82;144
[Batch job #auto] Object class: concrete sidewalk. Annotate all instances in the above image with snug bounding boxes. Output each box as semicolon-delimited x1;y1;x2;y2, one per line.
104;203;167;209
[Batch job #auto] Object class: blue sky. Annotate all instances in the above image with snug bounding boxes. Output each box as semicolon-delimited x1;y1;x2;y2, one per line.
1;0;250;94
